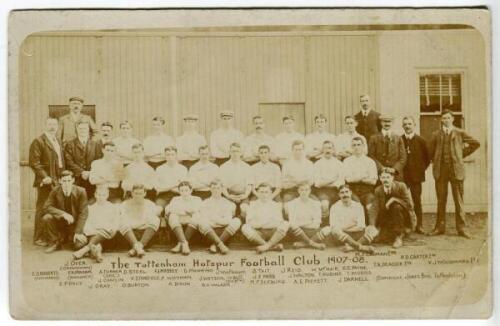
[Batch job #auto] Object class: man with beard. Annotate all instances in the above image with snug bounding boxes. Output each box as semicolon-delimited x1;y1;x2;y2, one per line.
57;97;97;144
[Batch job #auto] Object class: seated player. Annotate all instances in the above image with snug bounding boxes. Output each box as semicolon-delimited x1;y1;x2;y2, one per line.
241;183;289;254
243;115;277;164
286;182;327;250
281;140;314;203
304;114;336;162
336;115;367;160
113;121;140;166
250;145;282;201
219;142;253;216
154;146;188;209
313;140;345;224
119;184;161;258
143;116;175;169
368;168;416;249
329;184;377;254
89;141;126;203
196;179;242;254
166;181;202;255
72;186;121;262
343;137;378;216
42;170;89;254
188;145;220;200
121;143;156;200
177;114;207;169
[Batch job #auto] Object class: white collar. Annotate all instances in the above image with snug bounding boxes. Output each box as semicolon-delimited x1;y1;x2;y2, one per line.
405;132;415;139
78;137;89;144
361;109;371;116
382;130;391;137
443;126;454;134
44;132;57;141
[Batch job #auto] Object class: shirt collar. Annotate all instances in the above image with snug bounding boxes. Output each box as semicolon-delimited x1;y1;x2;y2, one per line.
44;132;57;142
361;109;371;116
382;130;391;137
405;132;415;140
443;126;454;134
78;136;89;144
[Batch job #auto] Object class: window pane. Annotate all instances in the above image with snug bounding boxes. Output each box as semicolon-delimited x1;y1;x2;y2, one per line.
420;75;441;113
441;74;462;112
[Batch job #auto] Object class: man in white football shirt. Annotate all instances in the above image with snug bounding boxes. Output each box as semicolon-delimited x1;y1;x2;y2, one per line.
176;114;207;169
210;111;245;166
143;116;175;169
154;146;188;209
188;145;220;200
243;115;276;164
305;114;336;162
275;115;304;165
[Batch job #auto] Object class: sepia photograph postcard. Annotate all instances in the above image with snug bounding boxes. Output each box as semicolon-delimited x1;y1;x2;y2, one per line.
8;7;492;319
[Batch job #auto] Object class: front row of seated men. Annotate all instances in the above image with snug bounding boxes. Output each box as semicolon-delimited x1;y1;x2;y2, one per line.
40;163;416;262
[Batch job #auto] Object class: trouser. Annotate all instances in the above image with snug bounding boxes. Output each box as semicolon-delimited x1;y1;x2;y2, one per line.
181;160;198;170
214;157;230;166
34;185;52;242
43;213;85;249
405;181;423;229
348;183;375;224
313;186;340;226
434;163;466;232
108;187;124;203
147;160;166;170
378;202;411;240
192;190;212;200
75;177;95;202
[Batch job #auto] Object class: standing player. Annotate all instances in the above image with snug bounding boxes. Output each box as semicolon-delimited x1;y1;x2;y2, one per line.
329;184;377;253
89;141;126;203
119;184;161;258
336;116;367;160
72;186;121;262
286;182;328;250
219;143;253;215
368;114;407;181
188;145;220;200
401;116;430;234
154;146;188;209
210;111;245;166
121;143;156;200
281;140;314;203
275;115;304;164
251;145;282;201
343;137;378;218
143;117;175;169
166;181;202;255
196;179;242;254
29;117;65;246
113;121;140;166
243;115;276;164
241;183;289;254
63;121;103;200
313;140;345;224
304;114;336;162
176;114;207;169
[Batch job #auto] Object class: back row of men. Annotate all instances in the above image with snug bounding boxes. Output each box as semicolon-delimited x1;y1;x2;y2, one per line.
29;95;480;253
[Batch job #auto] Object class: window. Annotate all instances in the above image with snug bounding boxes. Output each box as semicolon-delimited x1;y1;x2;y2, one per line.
419;73;464;141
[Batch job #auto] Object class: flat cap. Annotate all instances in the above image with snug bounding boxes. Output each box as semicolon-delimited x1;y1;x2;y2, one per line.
183;114;199;121
379;114;394;121
380;167;397;176
219;110;234;118
69;96;84;103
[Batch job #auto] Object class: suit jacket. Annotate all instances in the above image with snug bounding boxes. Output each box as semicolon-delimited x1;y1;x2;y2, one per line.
368;181;416;229
64;138;103;178
368;132;407;179
402;134;430;183
28;134;65;187
429;127;480;180
354;110;381;144
57;113;97;144
43;185;89;234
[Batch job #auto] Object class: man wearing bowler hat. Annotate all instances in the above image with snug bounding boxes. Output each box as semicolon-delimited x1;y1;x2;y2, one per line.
57;97;97;144
368;114;407;181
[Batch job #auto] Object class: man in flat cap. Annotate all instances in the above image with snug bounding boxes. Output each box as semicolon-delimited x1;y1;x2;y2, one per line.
57;97;97;144
368;168;416;249
210;111;245;166
354;94;381;148
368;114;407;181
177;114;207;169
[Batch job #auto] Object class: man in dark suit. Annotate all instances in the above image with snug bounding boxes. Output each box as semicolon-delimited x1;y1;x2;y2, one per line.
57;97;97;144
368;168;416;249
368;114;407;181
428;110;480;238
355;94;381;146
401;116;431;234
42;170;89;253
29;117;65;246
64;121;103;200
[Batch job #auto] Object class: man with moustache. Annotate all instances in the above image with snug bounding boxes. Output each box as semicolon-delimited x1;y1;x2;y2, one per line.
401;116;431;234
305;114;336;162
243;115;277;164
143;116;175;169
428;110;480;238
368;168;416;249
210;111;245;166
275;116;305;165
98;122;114;147
64;121;103;201
354;94;381;146
368;114;407;181
57;97;97;144
29;117;65;246
89;141;126;203
176;114;207;169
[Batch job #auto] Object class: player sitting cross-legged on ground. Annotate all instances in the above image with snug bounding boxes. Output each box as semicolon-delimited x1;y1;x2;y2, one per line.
195;179;242;254
73;185;121;262
328;184;377;254
241;183;289;254
286;182;329;250
166;181;202;255
119;183;161;258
